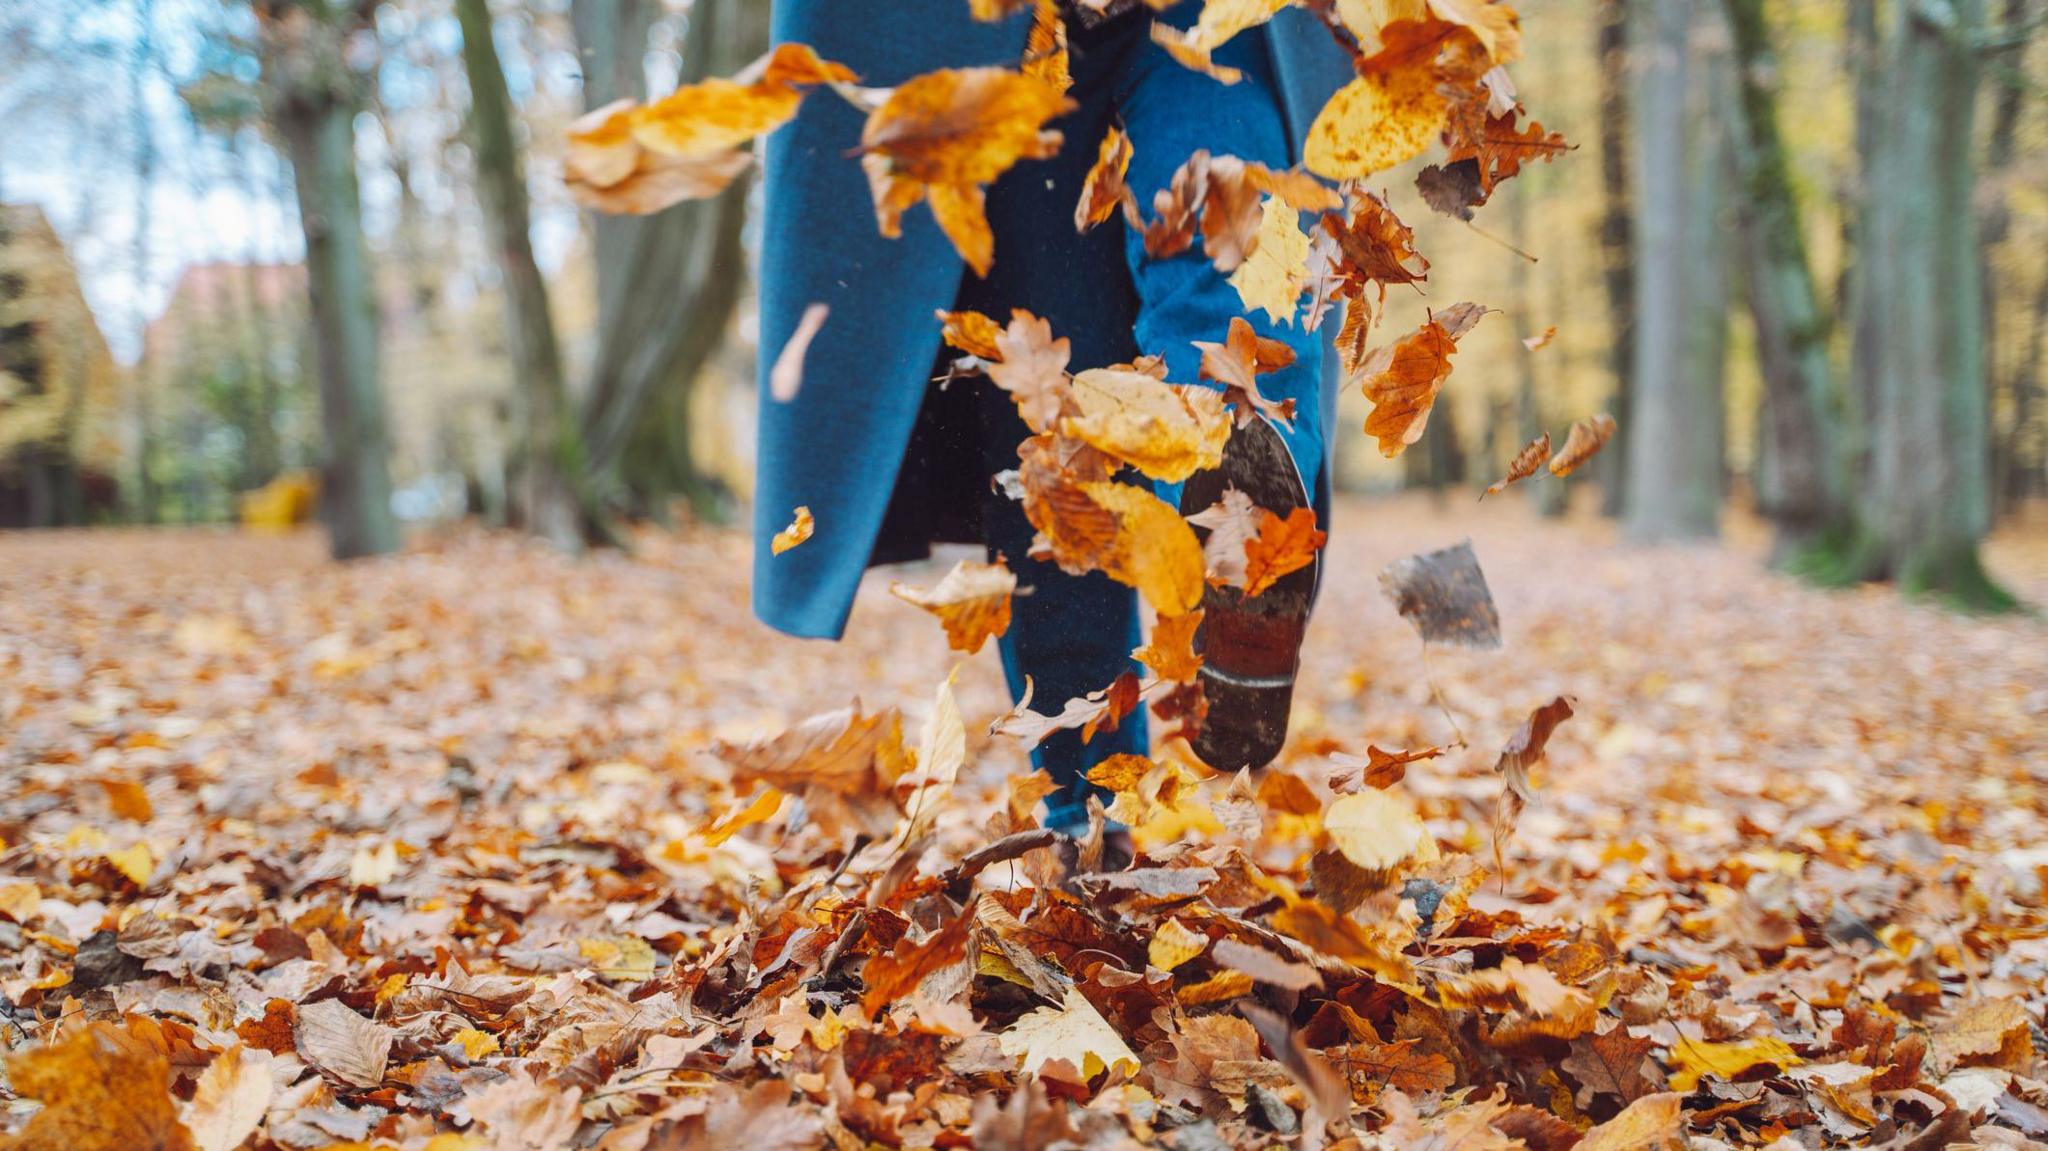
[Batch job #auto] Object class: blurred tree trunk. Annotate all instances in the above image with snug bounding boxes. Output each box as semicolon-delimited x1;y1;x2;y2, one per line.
1593;0;1633;517
1849;0;2009;609
1842;0;1880;486
1983;0;2033;513
256;0;399;560
572;0;763;523
457;0;581;550
128;0;162;524
1721;0;1846;562
1623;0;1721;542
1508;181;1565;516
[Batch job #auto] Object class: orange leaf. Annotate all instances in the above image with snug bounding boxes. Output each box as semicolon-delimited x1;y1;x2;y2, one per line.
1073;127;1133;232
1548;413;1617;477
1482;432;1551;499
1197;316;1297;428
1134;611;1204;683
2;1022;194;1151
771;506;814;554
1358;302;1485;457
1242;507;1326;597
891;558;1017;654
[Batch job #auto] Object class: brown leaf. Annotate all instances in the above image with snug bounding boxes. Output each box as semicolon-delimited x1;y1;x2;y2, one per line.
891;558;1017;654
861;898;975;1017
1483;433;1552;499
1548;412;1617;477
987;310;1073;434
1358;302;1484;457
1495;695;1575;804
295;998;390;1089
1378;538;1502;649
1242;507;1326;597
1563;1027;1665;1106
1211;937;1322;990
1196;316;1297;428
1134;610;1204;683
1328;744;1445;791
1073;126;1133;232
860;67;1075;276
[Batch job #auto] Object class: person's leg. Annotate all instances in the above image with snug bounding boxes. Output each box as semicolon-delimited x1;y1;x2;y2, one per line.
1113;15;1332;771
951;13;1152;831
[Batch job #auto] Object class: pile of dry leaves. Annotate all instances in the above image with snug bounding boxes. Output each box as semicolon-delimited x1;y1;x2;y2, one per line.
1;496;2044;1150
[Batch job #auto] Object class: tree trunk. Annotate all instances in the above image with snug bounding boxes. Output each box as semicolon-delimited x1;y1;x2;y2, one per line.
1841;0;1880;488
457;0;581;549
1982;0;2030;514
571;0;763;523
1594;0;1634;517
1720;0;1845;561
1850;0;2010;609
259;0;398;560
128;0;162;524
1623;0;1721;542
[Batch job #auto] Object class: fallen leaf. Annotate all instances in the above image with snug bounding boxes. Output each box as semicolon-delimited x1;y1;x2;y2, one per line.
182;1046;274;1151
1668;1035;1801;1092
1;1022;194;1151
1575;1092;1684;1151
998;986;1140;1082
295;998;391;1089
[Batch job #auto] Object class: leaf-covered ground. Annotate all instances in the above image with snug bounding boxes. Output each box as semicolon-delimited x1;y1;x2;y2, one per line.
1;495;2044;1150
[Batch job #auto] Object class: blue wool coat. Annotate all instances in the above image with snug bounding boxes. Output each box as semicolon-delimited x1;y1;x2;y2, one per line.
752;1;1353;640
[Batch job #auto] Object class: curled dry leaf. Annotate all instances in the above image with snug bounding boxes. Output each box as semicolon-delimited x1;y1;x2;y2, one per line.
860;897;976;1016
1358;301;1485;457
1186;486;1260;587
565;44;854;215
1548;412;1617;477
1073;126;1133;232
937;308;1005;361
991;673;1154;748
771;505;814;554
891;557;1018;654
1137;151;1339;272
988;311;1073;434
1147;0;1292;84
1482;433;1552;499
712;701;902;796
1523;324;1557;351
1328;744;1445;791
1378;539;1503;650
860;67;1075;276
1021;0;1072;94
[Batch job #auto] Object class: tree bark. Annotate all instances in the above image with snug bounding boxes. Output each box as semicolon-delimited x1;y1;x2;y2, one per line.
1720;0;1845;560
258;0;398;560
457;0;581;549
1850;0;2010;609
1593;0;1634;517
571;0;763;523
128;0;162;524
1623;0;1721;542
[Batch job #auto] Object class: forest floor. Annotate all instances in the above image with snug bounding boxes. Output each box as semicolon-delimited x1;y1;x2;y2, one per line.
1;493;2044;1150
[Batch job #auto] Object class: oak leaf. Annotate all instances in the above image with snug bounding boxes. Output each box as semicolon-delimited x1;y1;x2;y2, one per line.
1187;486;1260;587
1358;301;1485;457
1133;610;1204;683
988;311;1073;434
1242;507;1326;597
891;558;1017;654
1563;1027;1664;1106
1196;316;1298;428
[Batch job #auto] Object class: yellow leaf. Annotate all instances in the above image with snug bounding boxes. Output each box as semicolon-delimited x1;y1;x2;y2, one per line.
106;841;154;887
349;841;398;888
577;937;658;982
772;506;814;554
1149;918;1211;972
997;986;1140;1082
1061;368;1231;482
1078;481;1206;616
701;789;787;847
1668;1035;1801;1092
903;670;967;842
451;1028;501;1061
891;558;1017;654
4;1022;195;1151
1228;196;1311;325
1133;611;1204;683
1325;790;1425;871
1305;68;1447;180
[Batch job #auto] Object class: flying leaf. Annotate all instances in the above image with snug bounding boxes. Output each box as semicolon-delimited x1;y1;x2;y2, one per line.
1378;538;1502;649
1014;433;1120;576
860;67;1075;276
998;986;1140;1083
1133;611;1204;683
1147;0;1290;84
1495;695;1574;805
1073;127;1133;231
1021;0;1071;94
1060;367;1230;482
1187;486;1261;587
566;44;855;215
1358;302;1485;457
1242;507;1326;597
1079;481;1206;616
1228;196;1312;324
988;310;1073;434
992;674;1155;748
1482;433;1551;499
1136;151;1338;271
1196;316;1298;428
1548;412;1617;476
771;506;814;554
892;558;1017;654
1305;20;1472;180
1522;324;1556;351
712;702;902;796
1328;744;1444;791
902;670;968;841
937;308;1005;361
